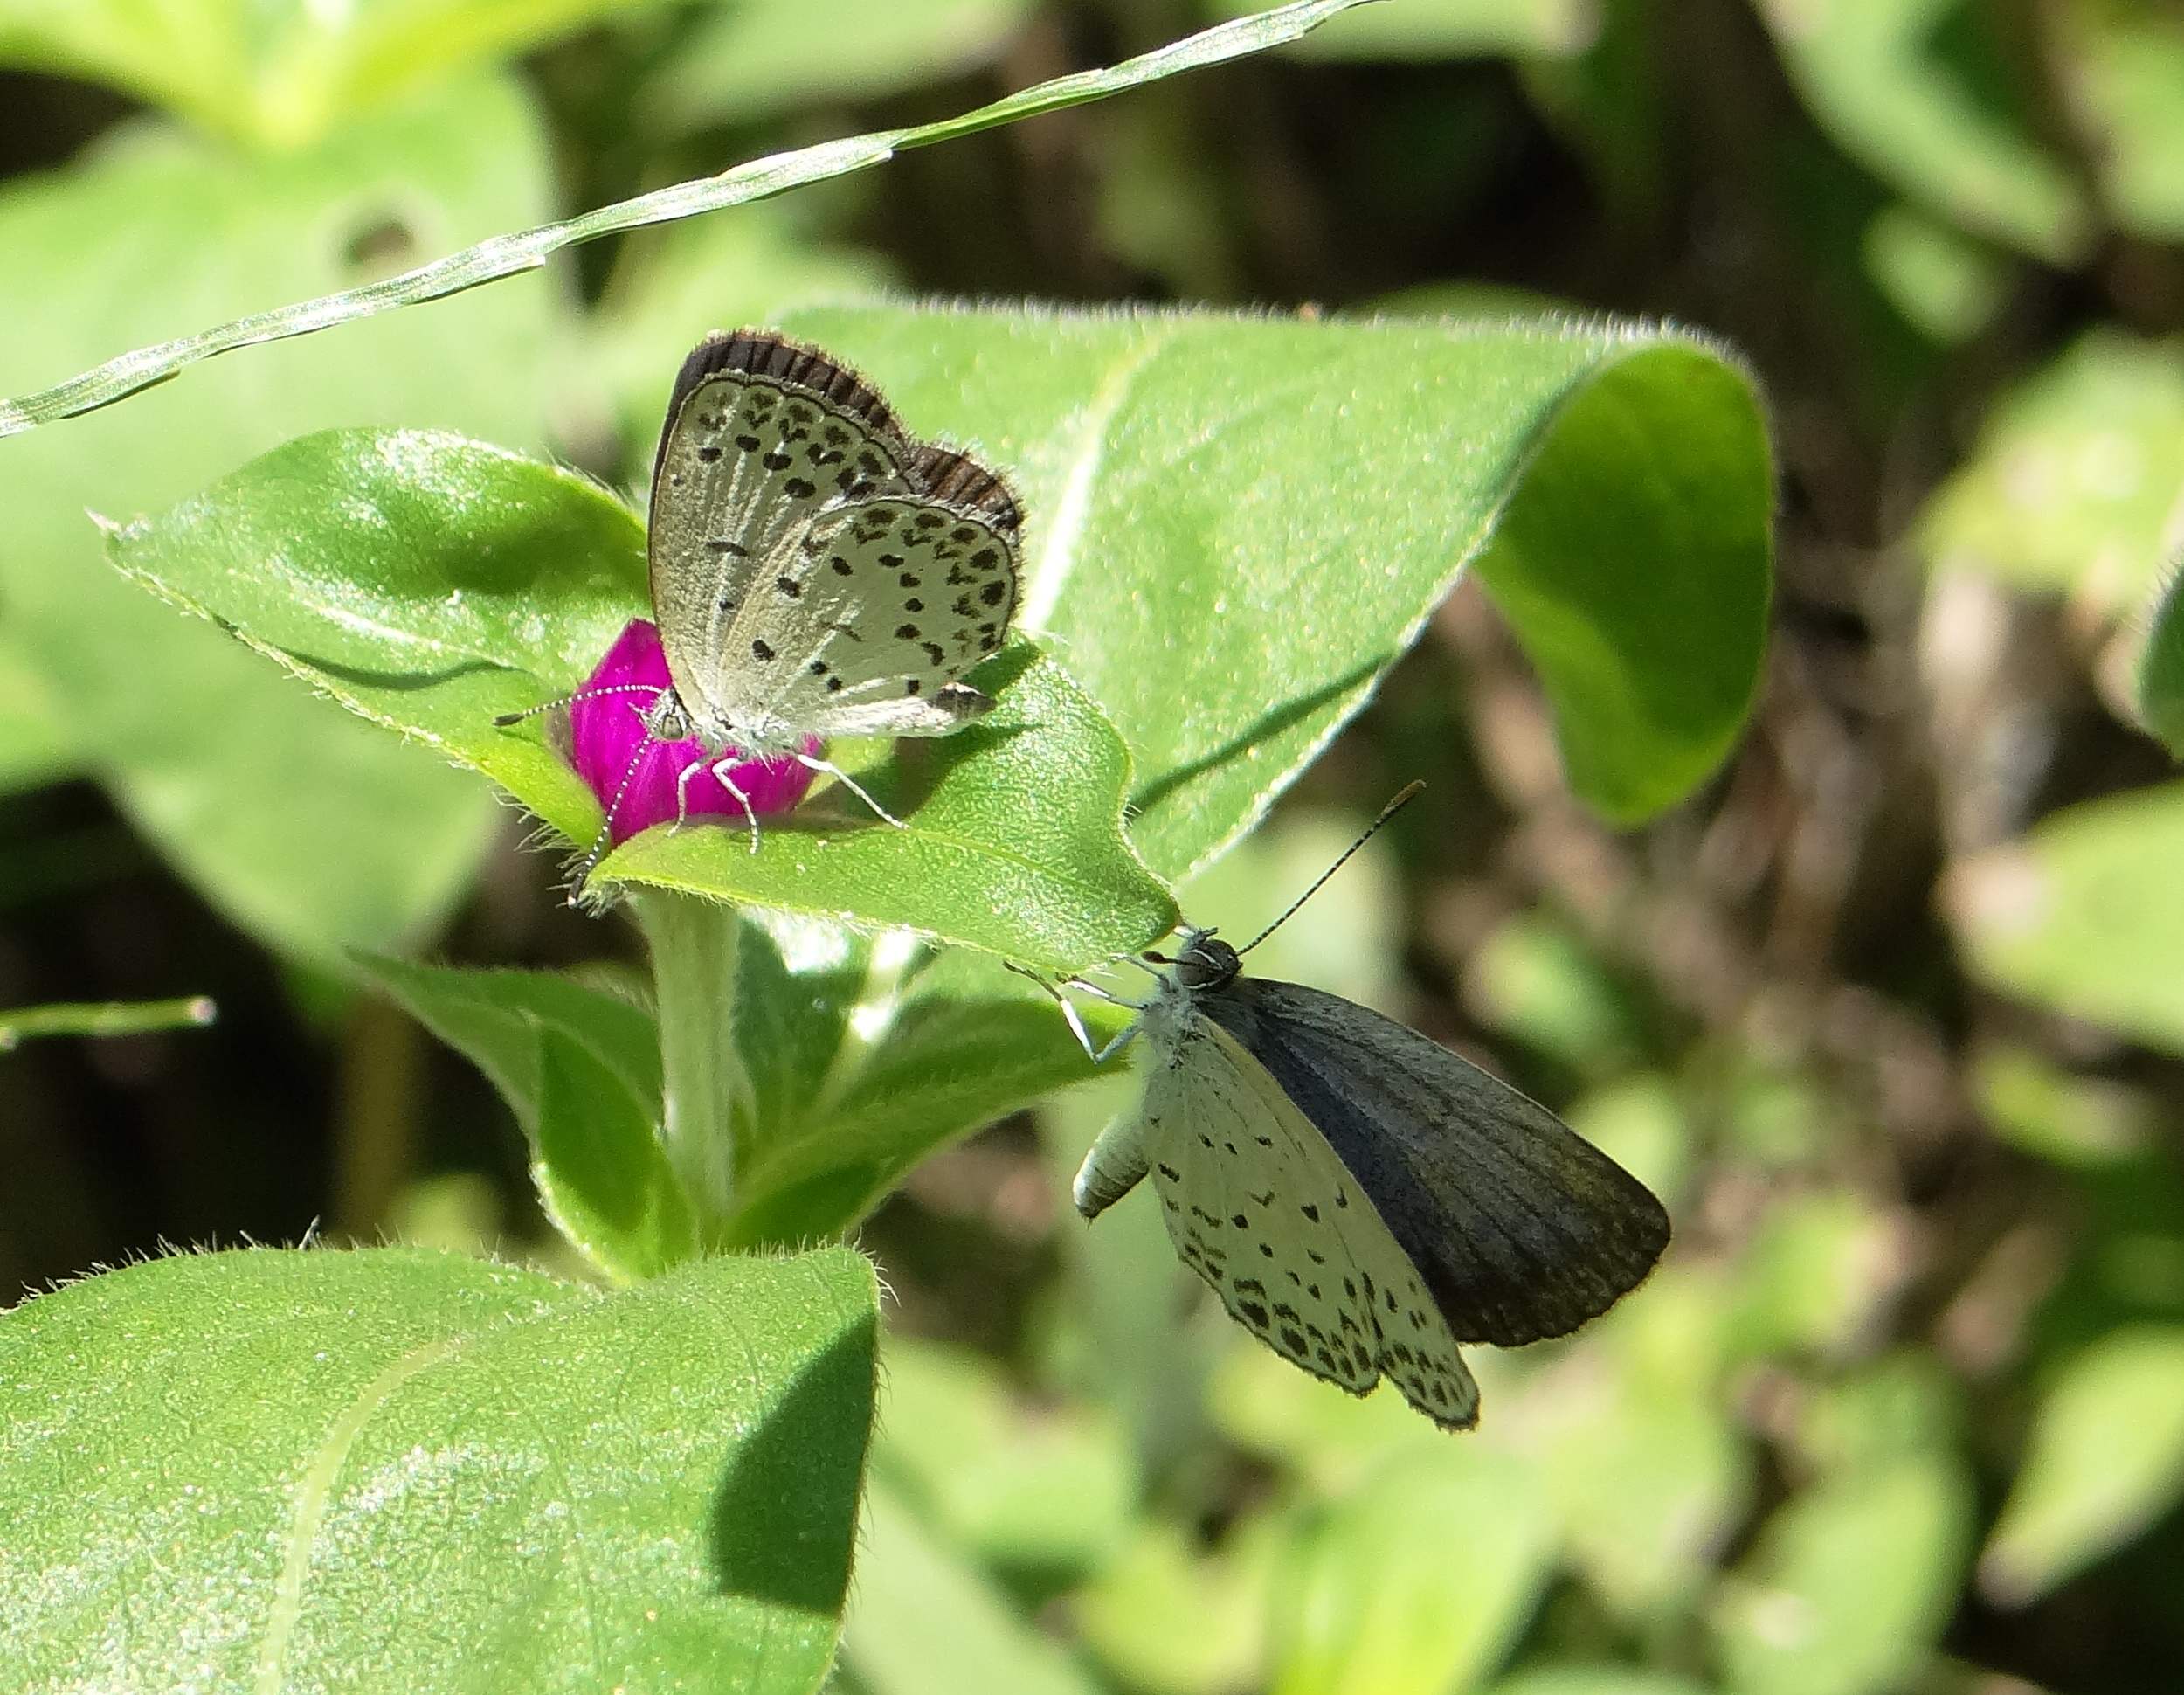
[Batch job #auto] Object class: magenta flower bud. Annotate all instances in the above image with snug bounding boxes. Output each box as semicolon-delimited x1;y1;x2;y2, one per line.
570;619;816;845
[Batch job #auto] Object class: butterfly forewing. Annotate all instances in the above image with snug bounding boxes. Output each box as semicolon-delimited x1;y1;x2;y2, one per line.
647;331;919;730
1138;1012;1481;1429
1199;979;1670;1347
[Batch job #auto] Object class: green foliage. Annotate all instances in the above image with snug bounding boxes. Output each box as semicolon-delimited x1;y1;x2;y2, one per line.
0;0;676;147
1921;330;2184;616
1980;1327;2184;1604
0;76;556;966
0;1245;879;1692
1756;0;2091;264
1948;780;2184;1053
778;305;1771;868
0;0;1381;432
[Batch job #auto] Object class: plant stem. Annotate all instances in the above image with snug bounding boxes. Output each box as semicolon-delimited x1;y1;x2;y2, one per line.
631;891;748;1230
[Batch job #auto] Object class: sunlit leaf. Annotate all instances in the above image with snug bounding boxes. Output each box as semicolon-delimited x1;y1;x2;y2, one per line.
1980;1327;2184;1606
1;1244;879;1693
0;79;556;966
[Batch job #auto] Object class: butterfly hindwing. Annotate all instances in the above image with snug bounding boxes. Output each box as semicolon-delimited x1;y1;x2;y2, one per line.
1138;1009;1481;1429
647;331;919;727
749;492;1019;738
1199;979;1671;1347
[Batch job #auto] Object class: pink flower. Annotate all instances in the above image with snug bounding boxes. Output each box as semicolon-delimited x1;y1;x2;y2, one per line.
569;619;816;846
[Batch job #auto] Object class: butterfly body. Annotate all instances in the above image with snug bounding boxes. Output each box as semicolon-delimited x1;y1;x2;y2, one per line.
1075;928;1670;1430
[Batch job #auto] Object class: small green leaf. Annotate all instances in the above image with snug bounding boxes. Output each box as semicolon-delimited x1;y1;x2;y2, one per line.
1755;0;2091;264
1268;1447;1559;1695
871;1339;1135;1587
646;0;1035;129
782;305;1773;868
841;1476;1106;1695
638;902;1104;1245
1;1244;879;1693
1980;1327;2184;1606
531;1020;697;1281
356;952;661;1128
2138;564;2184;755
0;626;74;794
1921;330;2184;617
1488;1671;1717;1695
106;427;1174;967
0;0;679;148
2053;0;2184;244
1712;1458;1971;1695
1946;780;2184;1052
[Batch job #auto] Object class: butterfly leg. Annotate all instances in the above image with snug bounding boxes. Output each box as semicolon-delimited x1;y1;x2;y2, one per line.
704;760;764;854
1004;963;1144;1064
794;754;905;829
565;734;654;906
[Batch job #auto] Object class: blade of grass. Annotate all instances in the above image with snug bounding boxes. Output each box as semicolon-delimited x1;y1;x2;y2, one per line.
0;996;217;1049
0;0;1379;437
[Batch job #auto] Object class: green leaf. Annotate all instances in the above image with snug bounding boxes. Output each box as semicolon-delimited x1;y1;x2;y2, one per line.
0;994;217;1048
107;425;1174;965
2054;0;2184;244
645;0;1036;129
871;1339;1136;1588
0;625;74;794
356;952;662;1130
1755;0;2091;264
1946;780;2184;1052
639;903;1104;1244
531;1020;697;1281
1075;1516;1275;1695
0;79;557;966
1209;0;1596;59
2137;564;2184;755
1;1244;879;1692
0;0;676;149
1712;1458;1971;1695
0;0;1379;432
1980;1326;2184;1606
779;304;1773;868
1920;330;2184;618
353;954;696;1276
1268;1447;1559;1695
1488;1671;1717;1695
840;1476;1105;1695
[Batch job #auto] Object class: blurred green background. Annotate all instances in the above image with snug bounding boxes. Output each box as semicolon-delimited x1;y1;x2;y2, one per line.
4;1;2184;1691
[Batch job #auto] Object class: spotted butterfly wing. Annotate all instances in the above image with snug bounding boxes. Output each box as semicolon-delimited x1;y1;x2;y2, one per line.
1126;1008;1483;1429
1198;978;1671;1346
786;485;1020;737
648;331;922;744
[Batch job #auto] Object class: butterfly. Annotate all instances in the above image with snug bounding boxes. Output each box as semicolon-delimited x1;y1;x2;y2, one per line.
1040;788;1669;1429
500;329;1023;886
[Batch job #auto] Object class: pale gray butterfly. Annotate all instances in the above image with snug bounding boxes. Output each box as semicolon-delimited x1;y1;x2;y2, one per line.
500;329;1022;888
1037;786;1669;1429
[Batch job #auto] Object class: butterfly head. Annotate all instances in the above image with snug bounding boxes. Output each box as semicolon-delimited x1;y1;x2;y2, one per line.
1148;927;1241;993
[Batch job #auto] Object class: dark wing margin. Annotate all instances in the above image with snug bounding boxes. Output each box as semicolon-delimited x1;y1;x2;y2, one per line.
909;443;1023;533
1199;979;1670;1346
651;328;905;494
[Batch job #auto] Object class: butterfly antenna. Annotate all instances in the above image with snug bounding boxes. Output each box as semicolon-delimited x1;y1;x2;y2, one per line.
1234;780;1425;956
565;736;654;904
494;684;662;729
